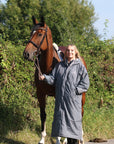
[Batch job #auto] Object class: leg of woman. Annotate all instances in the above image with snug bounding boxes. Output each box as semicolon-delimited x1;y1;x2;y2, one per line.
67;138;79;144
67;138;72;144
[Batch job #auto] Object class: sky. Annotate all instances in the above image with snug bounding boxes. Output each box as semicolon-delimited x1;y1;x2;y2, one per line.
0;0;114;40
88;0;114;40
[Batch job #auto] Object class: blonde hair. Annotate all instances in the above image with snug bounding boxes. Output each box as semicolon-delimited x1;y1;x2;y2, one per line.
65;44;83;63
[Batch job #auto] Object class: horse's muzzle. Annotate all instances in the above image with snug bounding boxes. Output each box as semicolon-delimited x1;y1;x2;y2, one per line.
23;50;30;60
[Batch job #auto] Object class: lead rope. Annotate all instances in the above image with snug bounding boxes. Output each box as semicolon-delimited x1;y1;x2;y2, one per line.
34;57;42;80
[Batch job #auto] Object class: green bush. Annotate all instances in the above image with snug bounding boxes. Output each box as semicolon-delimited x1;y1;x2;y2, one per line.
0;39;40;135
0;36;114;140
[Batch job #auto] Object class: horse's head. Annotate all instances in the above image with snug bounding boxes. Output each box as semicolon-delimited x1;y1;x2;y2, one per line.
23;16;53;61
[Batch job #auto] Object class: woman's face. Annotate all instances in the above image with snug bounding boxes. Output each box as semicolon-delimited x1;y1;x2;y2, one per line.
65;45;76;62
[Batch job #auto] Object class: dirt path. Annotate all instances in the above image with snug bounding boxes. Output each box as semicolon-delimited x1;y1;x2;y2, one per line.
85;139;114;144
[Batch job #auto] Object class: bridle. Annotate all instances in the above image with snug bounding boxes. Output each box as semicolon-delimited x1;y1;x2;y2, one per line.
28;26;48;56
28;26;48;77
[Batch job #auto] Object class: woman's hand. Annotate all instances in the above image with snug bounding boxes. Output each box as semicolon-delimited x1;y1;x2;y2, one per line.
39;75;45;81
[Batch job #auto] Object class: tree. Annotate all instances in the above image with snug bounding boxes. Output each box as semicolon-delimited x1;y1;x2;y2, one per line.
0;0;41;43
0;0;97;45
40;0;96;45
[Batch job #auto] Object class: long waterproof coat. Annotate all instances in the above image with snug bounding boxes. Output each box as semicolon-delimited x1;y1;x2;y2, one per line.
44;58;90;140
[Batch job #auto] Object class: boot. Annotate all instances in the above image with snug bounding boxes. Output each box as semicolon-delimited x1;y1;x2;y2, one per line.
67;138;79;144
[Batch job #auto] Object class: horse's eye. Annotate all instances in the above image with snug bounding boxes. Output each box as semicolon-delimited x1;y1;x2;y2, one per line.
38;33;42;37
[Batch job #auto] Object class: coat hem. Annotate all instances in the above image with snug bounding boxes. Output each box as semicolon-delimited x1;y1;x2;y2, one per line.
51;134;82;140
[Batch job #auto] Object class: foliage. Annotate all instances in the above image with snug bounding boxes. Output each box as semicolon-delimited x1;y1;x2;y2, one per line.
0;0;114;143
84;39;114;108
0;0;41;43
40;0;96;45
0;38;40;136
0;0;96;45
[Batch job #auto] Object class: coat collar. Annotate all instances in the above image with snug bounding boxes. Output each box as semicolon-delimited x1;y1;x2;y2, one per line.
64;58;80;66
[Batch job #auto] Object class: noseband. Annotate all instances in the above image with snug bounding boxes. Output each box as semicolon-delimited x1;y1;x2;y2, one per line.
28;26;48;56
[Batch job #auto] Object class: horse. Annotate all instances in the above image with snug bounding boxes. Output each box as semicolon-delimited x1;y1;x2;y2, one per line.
23;16;86;144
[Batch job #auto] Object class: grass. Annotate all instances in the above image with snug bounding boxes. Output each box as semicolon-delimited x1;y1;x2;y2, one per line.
0;98;56;144
0;129;40;144
83;104;114;141
0;129;57;144
0;96;114;144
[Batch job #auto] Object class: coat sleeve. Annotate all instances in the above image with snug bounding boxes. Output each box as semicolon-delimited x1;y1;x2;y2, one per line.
76;65;90;94
43;64;58;85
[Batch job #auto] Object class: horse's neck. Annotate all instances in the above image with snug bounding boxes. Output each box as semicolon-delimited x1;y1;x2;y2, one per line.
39;47;53;74
40;47;60;74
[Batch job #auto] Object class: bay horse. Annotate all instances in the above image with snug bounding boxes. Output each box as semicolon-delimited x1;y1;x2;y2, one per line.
23;16;86;144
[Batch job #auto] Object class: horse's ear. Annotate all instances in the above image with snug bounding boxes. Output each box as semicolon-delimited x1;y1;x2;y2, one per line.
32;16;39;25
40;16;46;27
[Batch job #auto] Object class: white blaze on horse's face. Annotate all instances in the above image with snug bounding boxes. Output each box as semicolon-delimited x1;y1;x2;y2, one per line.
31;30;36;38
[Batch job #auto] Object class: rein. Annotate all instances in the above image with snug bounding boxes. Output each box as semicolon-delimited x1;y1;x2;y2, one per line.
28;26;48;79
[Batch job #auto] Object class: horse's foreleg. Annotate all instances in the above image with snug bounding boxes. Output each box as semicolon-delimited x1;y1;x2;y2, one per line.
37;92;47;144
63;138;67;144
56;137;61;144
55;137;67;144
39;107;46;144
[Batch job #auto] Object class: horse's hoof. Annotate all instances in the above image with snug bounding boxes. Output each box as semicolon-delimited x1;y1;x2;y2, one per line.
63;138;67;144
38;141;44;144
63;142;67;144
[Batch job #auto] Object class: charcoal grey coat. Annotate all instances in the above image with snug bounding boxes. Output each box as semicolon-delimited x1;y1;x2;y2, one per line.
44;58;90;140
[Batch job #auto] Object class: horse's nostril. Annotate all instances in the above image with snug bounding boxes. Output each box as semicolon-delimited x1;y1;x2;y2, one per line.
26;53;29;59
23;51;29;59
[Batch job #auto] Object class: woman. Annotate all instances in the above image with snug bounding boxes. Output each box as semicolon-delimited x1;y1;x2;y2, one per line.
40;44;90;144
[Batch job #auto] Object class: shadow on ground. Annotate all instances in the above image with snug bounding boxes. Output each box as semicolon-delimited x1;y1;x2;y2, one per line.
0;137;25;144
